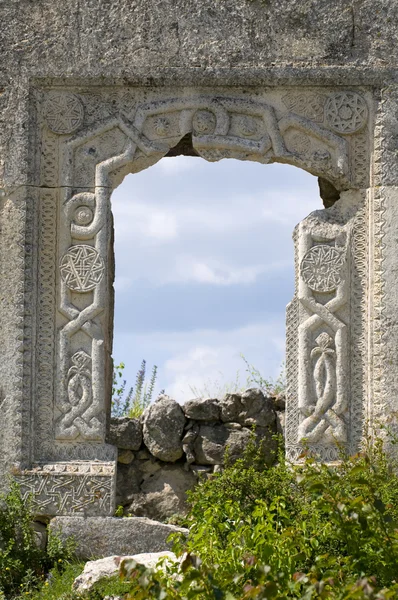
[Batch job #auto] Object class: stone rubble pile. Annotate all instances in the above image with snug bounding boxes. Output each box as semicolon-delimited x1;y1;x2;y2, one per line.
107;388;285;521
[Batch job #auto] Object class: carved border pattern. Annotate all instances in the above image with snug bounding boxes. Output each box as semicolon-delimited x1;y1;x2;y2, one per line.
372;187;387;428
285;225;300;462
349;204;368;454
40;130;59;187
14;189;31;468
285;297;299;461
351;131;369;188
15;462;115;516
35;190;58;460
372;92;387;432
19;187;38;469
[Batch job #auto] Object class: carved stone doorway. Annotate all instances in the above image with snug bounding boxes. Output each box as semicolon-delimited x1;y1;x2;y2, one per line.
3;87;375;515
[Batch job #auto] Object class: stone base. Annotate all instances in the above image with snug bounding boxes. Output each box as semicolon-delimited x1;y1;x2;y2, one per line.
15;462;116;517
49;516;189;560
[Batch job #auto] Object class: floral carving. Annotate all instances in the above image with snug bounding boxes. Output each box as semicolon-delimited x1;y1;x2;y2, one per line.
74;206;94;226
236;115;258;137
153;116;171;136
55;350;102;441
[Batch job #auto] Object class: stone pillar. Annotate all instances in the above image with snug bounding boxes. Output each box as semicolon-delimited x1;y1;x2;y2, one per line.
286;190;369;461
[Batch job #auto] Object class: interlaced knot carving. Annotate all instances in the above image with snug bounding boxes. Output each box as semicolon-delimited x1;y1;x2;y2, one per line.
60;244;105;292
298;333;345;443
297;234;349;451
56;351;102;440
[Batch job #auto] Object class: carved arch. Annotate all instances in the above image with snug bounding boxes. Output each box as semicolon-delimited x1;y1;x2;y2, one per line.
54;95;354;448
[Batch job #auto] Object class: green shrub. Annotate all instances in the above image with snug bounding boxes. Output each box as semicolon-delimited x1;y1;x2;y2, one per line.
0;481;75;597
116;437;398;599
23;563;83;600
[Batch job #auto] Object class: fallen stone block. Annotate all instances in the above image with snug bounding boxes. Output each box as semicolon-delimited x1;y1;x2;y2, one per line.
73;552;177;592
49;516;188;560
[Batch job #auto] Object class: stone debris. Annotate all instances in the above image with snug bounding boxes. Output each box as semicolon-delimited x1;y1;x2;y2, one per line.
128;464;197;521
117;449;135;464
73;555;122;592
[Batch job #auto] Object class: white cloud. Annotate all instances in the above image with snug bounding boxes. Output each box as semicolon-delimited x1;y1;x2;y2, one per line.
110;159;320;403
114;275;133;292
157;156;199;175
113;321;286;403
112;202;178;243
171;256;291;286
261;192;320;226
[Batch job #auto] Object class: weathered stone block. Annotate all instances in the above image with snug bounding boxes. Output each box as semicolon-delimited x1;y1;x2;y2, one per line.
49;516;188;560
15;463;116;517
73;552;177;593
128;465;197;521
115;462;142;506
108;417;142;451
142;396;185;462
183;398;220;421
193;424;252;465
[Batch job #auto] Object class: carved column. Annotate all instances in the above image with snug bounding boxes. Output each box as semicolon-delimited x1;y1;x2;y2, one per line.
286;189;371;462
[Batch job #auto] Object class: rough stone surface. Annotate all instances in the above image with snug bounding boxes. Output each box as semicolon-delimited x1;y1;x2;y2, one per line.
73;556;122;592
73;552;177;592
142;396;186;462
193;424;252;465
32;521;47;551
128;465;197;521
183;398;220;421
112;392;280;514
219;394;243;423
115;462;142;506
219;389;276;428
117;450;135;465
49;517;188;560
240;388;276;427
108;417;142;451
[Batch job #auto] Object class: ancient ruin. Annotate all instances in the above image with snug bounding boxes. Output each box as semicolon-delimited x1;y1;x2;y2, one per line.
1;0;398;517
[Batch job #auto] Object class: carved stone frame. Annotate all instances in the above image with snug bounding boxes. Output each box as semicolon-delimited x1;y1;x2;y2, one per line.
3;82;381;515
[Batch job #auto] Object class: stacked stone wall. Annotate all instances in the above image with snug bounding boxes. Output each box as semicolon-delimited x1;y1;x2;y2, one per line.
107;388;284;521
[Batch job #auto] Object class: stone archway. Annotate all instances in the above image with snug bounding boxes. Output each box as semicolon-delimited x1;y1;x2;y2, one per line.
6;87;374;515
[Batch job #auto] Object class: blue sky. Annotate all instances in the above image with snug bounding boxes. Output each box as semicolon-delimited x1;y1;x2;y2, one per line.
111;158;320;401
